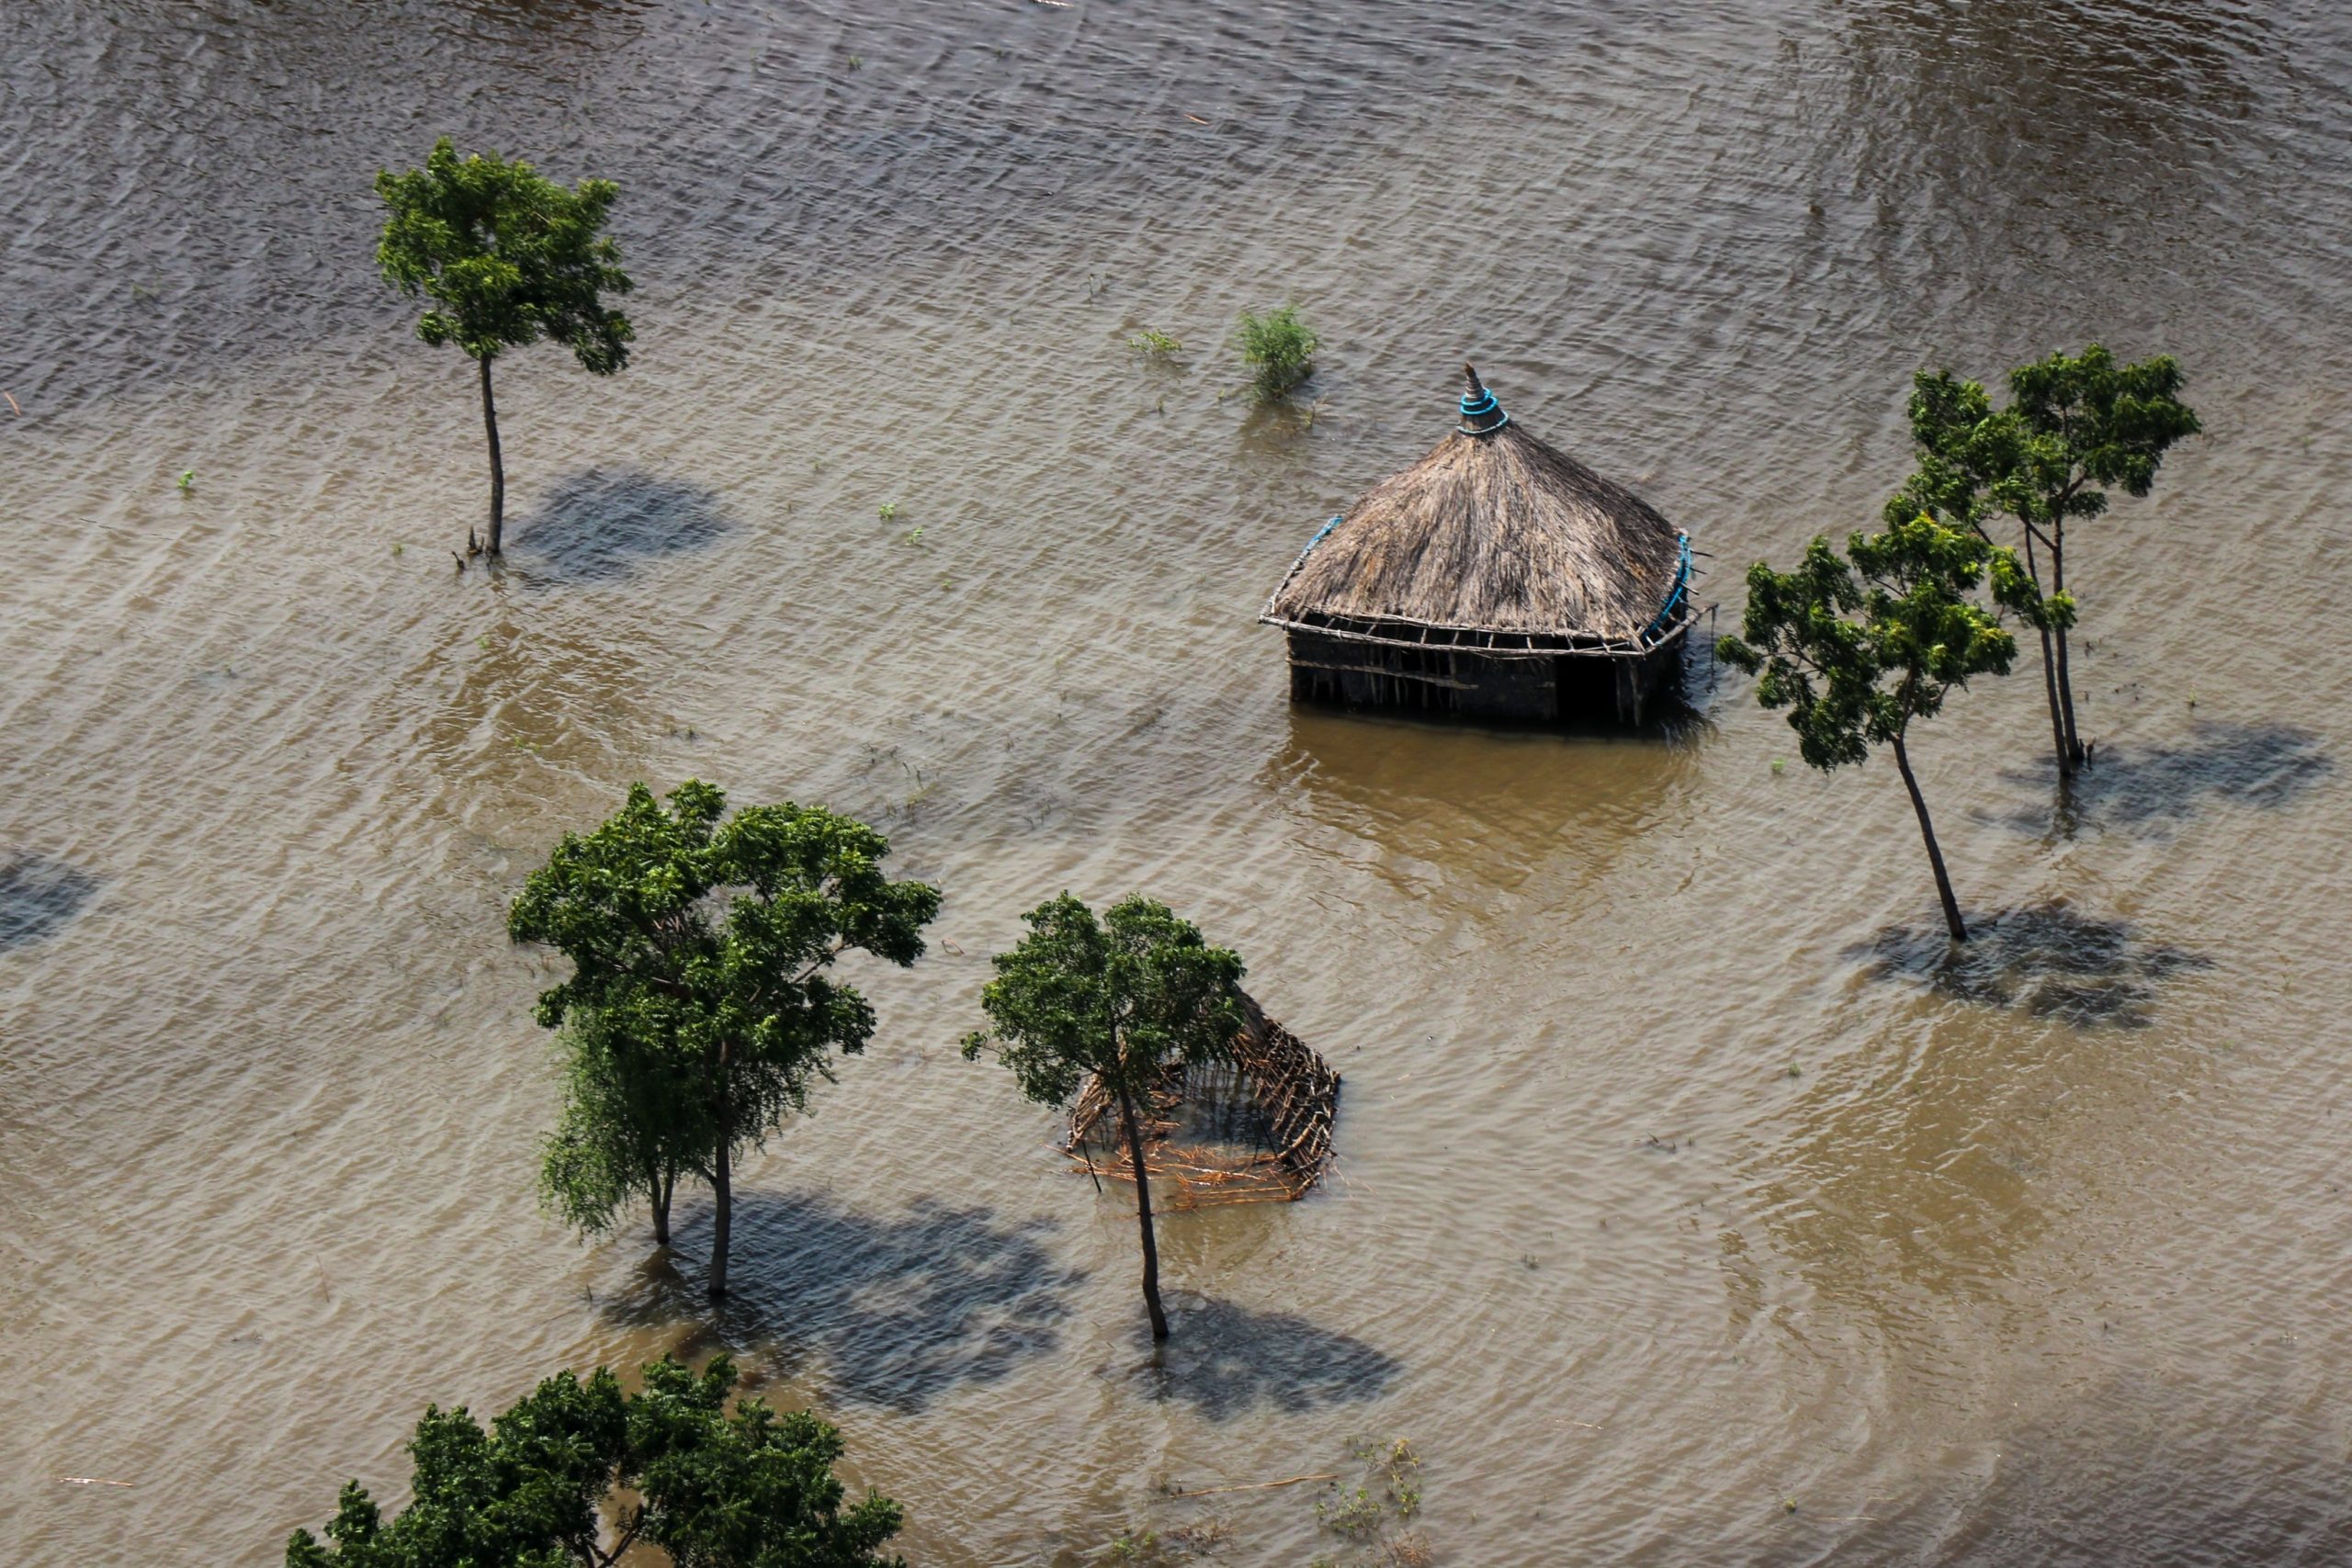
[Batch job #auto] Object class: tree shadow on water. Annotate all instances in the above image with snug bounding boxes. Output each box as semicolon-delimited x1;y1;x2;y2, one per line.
595;1190;1084;1415
507;467;732;584
0;852;99;952
1852;903;2212;1028
1993;722;2331;837
1141;1296;1400;1420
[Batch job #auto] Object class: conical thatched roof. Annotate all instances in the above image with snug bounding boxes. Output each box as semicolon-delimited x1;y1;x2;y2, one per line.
1261;366;1690;653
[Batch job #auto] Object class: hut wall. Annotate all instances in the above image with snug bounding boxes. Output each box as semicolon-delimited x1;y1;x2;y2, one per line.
1286;630;1682;726
1286;630;1556;721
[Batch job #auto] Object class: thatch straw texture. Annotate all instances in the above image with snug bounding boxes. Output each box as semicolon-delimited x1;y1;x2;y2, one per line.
1263;387;1683;647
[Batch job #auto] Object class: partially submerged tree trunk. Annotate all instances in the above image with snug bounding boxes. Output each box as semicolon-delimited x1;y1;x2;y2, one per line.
2018;526;2073;781
2050;528;2086;768
1891;731;1967;943
707;1050;733;1301
1114;1083;1170;1342
478;352;506;556
650;1158;674;1247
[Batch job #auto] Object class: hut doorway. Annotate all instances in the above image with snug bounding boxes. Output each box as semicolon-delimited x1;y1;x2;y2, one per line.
1555;654;1623;722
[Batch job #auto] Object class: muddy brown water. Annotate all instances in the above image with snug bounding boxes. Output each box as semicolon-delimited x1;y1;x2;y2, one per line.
6;1;2352;1562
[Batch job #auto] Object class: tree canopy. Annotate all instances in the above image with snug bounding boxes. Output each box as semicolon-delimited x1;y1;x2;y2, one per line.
376;138;633;373
964;894;1245;1338
510;782;938;1297
538;1002;710;1247
284;1355;904;1568
375;137;635;555
1719;513;2026;941
1889;344;2199;777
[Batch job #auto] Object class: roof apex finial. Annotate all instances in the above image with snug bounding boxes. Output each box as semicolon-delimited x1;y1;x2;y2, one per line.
1457;361;1508;436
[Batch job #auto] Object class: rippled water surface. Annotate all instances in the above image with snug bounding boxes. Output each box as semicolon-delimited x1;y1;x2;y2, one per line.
7;2;2352;1562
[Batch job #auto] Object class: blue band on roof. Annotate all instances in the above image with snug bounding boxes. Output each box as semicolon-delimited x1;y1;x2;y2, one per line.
1643;532;1695;640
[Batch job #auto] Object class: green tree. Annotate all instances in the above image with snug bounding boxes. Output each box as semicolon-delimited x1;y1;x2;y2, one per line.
962;894;1245;1340
509;782;938;1300
285;1355;904;1568
539;1004;710;1247
1718;513;2030;943
375;137;635;557
1891;345;2199;779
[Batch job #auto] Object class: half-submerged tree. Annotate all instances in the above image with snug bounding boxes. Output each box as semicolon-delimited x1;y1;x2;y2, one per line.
1892;345;2199;779
284;1355;904;1568
963;894;1246;1341
510;782;939;1299
1719;513;2029;943
375;137;635;556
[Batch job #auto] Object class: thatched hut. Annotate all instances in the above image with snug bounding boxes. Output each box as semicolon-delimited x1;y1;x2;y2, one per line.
1260;365;1697;726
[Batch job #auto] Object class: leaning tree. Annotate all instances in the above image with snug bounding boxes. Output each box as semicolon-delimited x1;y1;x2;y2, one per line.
510;781;938;1299
964;894;1245;1341
284;1355;904;1568
1890;345;2199;779
1719;513;2031;943
375;137;635;556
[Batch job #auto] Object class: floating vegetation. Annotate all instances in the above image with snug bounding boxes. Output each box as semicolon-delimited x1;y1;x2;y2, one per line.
1308;1438;1428;1567
1129;328;1182;356
176;468;194;491
877;502;900;522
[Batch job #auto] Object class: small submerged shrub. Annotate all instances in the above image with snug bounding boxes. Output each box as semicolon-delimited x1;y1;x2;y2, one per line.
1235;305;1319;401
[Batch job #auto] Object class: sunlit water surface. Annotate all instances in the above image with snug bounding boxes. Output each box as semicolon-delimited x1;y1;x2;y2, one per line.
6;1;2352;1562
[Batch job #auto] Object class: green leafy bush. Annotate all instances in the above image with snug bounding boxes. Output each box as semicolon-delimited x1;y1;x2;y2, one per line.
1234;305;1319;400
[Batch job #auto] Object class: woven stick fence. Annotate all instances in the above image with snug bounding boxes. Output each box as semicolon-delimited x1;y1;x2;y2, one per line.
1067;995;1340;1207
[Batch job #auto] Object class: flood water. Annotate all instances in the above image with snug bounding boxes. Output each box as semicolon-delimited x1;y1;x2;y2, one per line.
6;1;2352;1562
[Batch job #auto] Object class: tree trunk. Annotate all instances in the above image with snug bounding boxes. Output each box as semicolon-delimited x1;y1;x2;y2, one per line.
478;353;505;556
2050;527;2086;767
1114;1083;1170;1342
707;1049;733;1301
708;1132;731;1300
1891;731;1967;943
650;1159;673;1247
2018;525;2072;780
